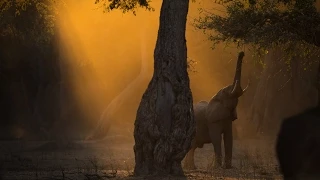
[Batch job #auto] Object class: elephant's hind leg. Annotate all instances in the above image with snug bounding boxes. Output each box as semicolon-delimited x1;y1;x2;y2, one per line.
223;121;233;169
208;123;222;168
184;147;197;170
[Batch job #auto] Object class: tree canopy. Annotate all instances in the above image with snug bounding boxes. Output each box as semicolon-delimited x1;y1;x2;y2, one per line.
194;0;320;59
0;0;61;45
94;0;154;14
194;0;320;135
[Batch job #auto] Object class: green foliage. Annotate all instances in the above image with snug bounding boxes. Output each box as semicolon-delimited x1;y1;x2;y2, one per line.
187;57;198;73
193;0;320;61
94;0;154;15
0;0;61;46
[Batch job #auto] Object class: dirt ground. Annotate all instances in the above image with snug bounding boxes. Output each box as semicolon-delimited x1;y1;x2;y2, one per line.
0;135;283;180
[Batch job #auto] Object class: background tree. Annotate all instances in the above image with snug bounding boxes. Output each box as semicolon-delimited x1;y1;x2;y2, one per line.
0;0;92;141
0;0;61;139
94;0;195;176
194;0;320;136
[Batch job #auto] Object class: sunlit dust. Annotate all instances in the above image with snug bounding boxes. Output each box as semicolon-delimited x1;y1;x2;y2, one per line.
54;0;244;138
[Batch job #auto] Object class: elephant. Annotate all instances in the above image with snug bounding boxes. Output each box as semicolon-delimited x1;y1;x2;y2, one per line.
184;52;249;170
276;106;320;180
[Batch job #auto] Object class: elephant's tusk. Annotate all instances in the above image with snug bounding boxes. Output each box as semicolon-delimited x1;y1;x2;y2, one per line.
242;79;250;93
230;80;240;95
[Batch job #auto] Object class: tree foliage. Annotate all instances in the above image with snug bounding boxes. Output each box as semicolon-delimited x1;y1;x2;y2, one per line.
195;0;320;135
0;0;61;45
94;0;154;15
194;0;320;60
187;57;198;73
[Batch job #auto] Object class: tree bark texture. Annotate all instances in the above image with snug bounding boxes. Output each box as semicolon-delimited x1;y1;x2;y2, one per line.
133;0;194;176
249;49;319;136
317;62;320;107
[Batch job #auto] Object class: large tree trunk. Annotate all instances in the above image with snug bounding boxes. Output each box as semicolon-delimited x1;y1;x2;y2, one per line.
133;0;194;176
317;62;320;107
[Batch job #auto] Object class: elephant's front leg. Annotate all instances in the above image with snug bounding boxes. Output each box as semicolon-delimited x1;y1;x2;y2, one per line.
223;120;233;169
208;123;222;168
184;147;197;170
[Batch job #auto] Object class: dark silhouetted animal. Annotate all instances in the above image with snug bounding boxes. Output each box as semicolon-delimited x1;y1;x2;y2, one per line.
276;106;320;180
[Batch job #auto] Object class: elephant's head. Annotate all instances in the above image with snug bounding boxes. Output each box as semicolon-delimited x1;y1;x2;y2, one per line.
206;52;249;123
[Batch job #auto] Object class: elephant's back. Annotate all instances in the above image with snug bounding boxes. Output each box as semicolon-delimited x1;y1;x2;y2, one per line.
194;101;208;118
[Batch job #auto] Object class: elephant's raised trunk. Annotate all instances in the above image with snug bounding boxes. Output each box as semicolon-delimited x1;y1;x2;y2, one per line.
230;52;245;96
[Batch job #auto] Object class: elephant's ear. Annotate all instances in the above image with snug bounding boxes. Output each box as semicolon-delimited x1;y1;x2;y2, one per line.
205;101;230;124
215;86;230;99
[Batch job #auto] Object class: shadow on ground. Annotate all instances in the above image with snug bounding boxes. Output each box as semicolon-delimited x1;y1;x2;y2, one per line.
0;134;282;180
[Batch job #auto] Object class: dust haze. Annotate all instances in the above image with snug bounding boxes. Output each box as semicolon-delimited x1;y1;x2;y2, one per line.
2;1;311;179
55;0;253;138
